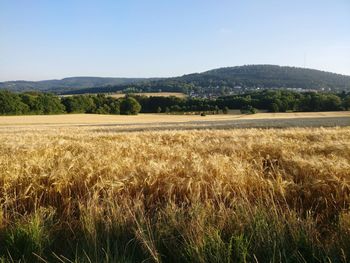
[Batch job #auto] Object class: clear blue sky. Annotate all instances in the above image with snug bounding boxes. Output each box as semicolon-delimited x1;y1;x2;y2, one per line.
1;0;349;81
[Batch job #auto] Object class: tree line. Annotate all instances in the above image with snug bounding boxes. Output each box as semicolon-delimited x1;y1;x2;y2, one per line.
0;90;349;115
0;91;141;115
132;90;350;113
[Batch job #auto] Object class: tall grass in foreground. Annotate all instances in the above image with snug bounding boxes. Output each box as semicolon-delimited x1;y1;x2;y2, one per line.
0;127;349;262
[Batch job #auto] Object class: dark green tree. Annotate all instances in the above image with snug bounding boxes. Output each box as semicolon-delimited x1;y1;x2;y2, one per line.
0;91;29;115
120;97;141;115
343;95;350;110
270;103;279;112
240;105;257;114
35;94;65;114
222;106;229;114
62;95;95;113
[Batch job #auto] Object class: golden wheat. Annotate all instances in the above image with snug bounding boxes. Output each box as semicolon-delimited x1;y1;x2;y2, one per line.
0;126;349;216
0;126;349;262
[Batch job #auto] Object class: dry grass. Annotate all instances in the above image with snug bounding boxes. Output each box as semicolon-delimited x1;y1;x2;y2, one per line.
0;126;349;262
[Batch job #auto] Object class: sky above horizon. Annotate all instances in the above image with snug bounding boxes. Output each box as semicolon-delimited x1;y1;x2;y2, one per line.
0;0;349;81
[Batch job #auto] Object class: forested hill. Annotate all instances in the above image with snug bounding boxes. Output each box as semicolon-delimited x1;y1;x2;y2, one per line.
64;65;350;95
1;65;350;94
180;65;350;91
0;77;153;94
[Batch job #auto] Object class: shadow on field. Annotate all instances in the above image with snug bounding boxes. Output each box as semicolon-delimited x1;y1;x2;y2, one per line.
90;116;350;133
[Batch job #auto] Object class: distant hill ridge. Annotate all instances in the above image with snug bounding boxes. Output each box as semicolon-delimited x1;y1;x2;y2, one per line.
1;65;350;94
0;77;153;94
200;65;350;89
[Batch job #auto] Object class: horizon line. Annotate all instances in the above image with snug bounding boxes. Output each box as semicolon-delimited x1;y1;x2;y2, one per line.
1;64;350;82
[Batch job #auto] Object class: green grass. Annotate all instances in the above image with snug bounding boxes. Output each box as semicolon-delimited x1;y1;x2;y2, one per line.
1;204;349;262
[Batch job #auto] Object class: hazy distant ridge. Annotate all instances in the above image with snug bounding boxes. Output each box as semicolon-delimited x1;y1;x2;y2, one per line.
0;77;152;93
1;65;350;94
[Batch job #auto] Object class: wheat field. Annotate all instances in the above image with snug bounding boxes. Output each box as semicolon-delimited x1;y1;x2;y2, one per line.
0;111;348;128
0;125;349;262
109;92;187;98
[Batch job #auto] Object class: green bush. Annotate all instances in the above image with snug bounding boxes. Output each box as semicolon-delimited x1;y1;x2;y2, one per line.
120;97;142;115
240;105;257;114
